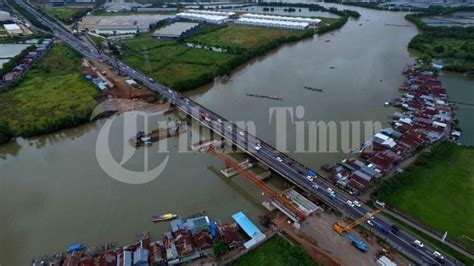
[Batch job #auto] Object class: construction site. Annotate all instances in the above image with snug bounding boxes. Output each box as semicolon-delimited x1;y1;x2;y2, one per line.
81;58;170;115
195;142;409;266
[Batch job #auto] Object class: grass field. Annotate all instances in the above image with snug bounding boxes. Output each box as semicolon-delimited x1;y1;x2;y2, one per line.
187;24;307;50
121;35;237;90
373;142;474;250
236;235;316;266
0;43;98;137
44;7;89;24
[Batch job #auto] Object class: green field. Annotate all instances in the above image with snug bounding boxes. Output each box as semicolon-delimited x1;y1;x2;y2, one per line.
0;43;98;138
236;235;316;266
187;24;308;50
373;142;474;250
120;24;318;91
44;7;90;24
120;33;238;91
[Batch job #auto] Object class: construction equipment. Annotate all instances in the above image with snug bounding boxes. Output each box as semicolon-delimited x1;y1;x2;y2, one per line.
207;145;307;221
334;209;381;234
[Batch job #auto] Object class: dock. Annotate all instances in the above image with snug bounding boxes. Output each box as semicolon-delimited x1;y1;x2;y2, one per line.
220;159;253;177
246;93;283;101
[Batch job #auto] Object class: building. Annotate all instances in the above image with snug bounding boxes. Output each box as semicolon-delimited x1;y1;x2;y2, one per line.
176;9;234;24
133;248;149;266
153;22;199;40
174;230;195;258
376;255;397;266
79;14;172;35
3;23;22;34
49;0;65;6
241;13;321;26
192;230;213;251
0;10;11;22
218;221;242;249
232;211;266;249
235;17;309;30
170;215;213;235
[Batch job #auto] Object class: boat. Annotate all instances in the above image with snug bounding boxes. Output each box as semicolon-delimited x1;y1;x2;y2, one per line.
66;243;84;252
304;86;323;92
152;213;178;223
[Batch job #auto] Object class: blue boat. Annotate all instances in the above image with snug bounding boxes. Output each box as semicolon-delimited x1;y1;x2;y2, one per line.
67;243;84;252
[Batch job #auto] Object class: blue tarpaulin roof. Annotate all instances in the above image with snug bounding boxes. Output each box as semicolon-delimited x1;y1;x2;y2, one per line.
232;211;262;238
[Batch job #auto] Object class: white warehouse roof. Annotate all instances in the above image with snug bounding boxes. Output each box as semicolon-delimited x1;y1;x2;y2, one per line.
185;9;235;16
236;18;309;30
241;13;321;25
177;12;229;24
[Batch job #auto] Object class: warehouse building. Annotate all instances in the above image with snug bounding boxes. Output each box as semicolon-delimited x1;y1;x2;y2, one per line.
153;22;199;40
79;14;172;35
3;23;22;34
176;9;234;24
241;13;321;26
0;11;11;22
235;17;309;30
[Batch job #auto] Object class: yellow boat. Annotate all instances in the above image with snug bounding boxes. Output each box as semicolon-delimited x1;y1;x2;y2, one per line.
152;213;177;223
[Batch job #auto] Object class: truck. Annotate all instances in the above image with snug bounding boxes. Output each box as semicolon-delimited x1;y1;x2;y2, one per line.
307;170;318;177
347;234;368;253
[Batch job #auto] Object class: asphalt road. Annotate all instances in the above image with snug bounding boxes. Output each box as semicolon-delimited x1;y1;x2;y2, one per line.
14;1;457;264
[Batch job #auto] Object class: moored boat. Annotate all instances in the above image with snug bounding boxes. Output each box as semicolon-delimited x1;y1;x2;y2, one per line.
151;213;177;223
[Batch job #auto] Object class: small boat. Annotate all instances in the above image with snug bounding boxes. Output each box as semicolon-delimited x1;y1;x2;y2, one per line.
67;243;84;252
152;213;177;223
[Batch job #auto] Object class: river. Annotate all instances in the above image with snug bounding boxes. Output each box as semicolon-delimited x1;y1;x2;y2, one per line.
1;5;473;265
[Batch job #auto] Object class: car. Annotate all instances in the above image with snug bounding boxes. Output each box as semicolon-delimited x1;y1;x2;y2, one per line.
366;220;374;226
375;200;386;208
168;89;173;94
413;240;424;248
239;131;245;136
390;225;400;235
227;126;233;131
433;251;444;260
149;78;155;83
367;212;375;220
276;157;283;162
327;188;334;193
312;184;319;189
217;119;222;123
347;200;355;207
254;145;261;151
353;200;361;207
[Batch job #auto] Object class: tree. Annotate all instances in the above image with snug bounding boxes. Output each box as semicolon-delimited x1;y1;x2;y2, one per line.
212;240;228;257
434;45;445;53
0;120;13;144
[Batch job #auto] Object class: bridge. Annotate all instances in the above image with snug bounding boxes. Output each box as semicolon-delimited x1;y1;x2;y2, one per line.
12;1;460;264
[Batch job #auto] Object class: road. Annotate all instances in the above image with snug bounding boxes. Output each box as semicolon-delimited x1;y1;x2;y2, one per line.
14;1;457;264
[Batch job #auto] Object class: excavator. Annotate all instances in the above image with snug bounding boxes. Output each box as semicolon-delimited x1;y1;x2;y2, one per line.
334;209;381;252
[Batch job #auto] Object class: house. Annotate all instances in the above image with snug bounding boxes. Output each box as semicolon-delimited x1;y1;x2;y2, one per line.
218;221;242;249
193;230;213;251
133;248;149;266
174;230;195;257
163;232;179;261
2;71;21;82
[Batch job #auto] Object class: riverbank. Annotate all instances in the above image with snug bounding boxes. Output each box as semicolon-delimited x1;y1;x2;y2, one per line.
373;141;474;251
0;43;98;142
119;7;357;92
406;6;474;74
